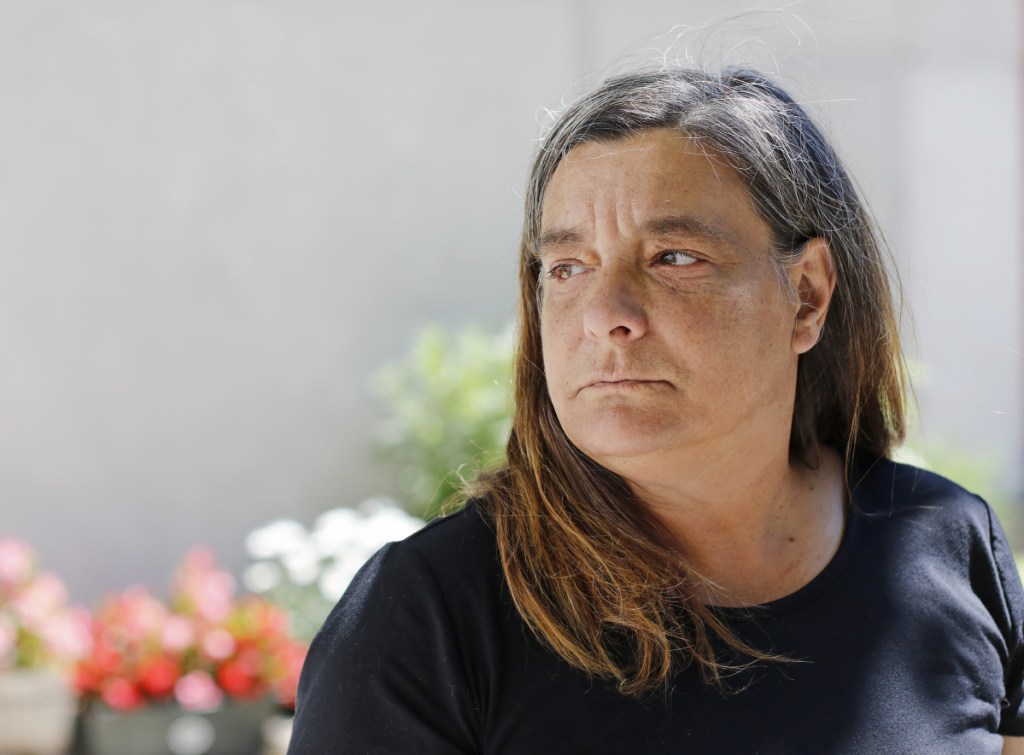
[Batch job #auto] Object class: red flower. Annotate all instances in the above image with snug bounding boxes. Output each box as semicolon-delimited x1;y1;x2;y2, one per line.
138;656;180;698
101;677;144;711
216;650;264;699
273;641;307;709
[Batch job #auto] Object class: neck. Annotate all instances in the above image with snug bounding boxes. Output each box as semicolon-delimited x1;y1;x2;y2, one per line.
620;444;846;607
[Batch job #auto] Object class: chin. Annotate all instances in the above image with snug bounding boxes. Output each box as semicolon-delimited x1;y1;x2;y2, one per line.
564;413;690;466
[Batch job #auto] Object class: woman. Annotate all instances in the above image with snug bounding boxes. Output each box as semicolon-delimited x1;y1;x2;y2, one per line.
289;67;1024;754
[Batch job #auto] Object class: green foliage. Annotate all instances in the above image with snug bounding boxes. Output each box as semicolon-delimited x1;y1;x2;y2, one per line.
371;324;514;519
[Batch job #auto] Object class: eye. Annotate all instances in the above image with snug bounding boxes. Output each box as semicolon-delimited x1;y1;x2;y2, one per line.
655;250;699;267
546;263;588;281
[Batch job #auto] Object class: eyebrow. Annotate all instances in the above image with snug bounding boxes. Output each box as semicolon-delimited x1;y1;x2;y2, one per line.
537;213;733;253
537;227;584;250
640;214;733;245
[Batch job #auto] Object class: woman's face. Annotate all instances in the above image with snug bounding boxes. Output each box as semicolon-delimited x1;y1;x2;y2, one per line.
538;129;806;475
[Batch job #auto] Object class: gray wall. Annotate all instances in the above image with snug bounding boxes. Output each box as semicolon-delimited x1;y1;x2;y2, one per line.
1;0;1020;602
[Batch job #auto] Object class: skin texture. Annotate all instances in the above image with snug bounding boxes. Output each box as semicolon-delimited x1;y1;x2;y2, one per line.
539;129;843;606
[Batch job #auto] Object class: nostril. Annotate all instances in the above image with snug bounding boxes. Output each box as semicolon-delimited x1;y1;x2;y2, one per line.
583;297;648;341
578;267;650;341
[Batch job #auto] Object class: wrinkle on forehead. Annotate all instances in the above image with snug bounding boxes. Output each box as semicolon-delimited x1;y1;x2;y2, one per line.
560;130;733;176
543;136;753;237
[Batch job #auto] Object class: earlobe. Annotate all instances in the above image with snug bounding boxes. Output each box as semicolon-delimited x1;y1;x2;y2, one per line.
790;237;836;355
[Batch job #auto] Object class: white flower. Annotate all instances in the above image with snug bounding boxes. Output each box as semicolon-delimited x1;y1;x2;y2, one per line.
317;563;359;602
281;546;322;586
244;519;308;561
310;508;362;557
357;507;423;545
242;561;282;594
243;496;426;614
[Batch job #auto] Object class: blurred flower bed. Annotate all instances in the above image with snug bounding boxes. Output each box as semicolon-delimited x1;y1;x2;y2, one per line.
0;539;306;754
76;548;305;713
0;497;427;755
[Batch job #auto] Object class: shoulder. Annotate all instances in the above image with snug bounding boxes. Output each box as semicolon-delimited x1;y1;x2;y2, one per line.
850;454;1022;629
312;498;502;651
850;454;994;533
851;456;1024;735
847;455;1019;622
852;454;979;504
355;499;503;607
397;498;500;569
288;501;503;753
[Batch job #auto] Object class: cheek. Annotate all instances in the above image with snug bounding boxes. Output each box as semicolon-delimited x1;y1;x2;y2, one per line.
716;290;799;391
539;311;569;392
718;277;792;336
667;283;793;373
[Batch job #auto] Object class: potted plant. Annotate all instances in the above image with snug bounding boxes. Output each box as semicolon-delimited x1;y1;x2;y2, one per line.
74;548;305;755
0;537;90;755
371;324;513;519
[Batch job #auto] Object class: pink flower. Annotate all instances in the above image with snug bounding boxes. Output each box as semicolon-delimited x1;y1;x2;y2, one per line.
9;572;69;630
171;548;236;623
200;628;235;661
0;613;16;667
0;541;89;671
111;587;168;642
161;614;194;652
195;574;235;623
174;670;224;712
39;608;91;662
0;539;35;586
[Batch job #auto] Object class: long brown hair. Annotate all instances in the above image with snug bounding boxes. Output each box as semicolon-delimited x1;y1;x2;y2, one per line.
472;67;907;696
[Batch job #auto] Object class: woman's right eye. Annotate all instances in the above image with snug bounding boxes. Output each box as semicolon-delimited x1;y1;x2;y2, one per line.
547;263;587;281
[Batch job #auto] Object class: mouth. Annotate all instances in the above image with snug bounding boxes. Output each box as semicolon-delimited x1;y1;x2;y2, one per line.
580;378;672;394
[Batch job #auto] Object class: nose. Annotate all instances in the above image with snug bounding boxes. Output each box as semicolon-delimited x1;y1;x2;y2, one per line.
582;266;649;343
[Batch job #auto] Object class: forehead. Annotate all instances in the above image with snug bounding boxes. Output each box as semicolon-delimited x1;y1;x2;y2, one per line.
539;129;766;249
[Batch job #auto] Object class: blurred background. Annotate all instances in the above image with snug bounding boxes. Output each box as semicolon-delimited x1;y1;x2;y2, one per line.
0;0;1020;606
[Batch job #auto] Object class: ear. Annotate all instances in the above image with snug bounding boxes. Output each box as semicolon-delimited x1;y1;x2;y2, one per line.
789;237;836;355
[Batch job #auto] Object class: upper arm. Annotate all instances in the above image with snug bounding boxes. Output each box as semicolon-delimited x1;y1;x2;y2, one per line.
287;543;479;754
1003;736;1024;754
983;504;1024;736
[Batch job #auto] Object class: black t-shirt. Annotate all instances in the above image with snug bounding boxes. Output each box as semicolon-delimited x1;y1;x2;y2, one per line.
288;458;1024;754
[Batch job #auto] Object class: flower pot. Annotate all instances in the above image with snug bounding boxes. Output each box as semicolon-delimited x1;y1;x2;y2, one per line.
76;698;276;755
260;714;293;755
0;668;77;755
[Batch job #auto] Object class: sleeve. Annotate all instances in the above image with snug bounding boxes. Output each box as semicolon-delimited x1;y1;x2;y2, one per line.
984;503;1024;736
286;541;480;754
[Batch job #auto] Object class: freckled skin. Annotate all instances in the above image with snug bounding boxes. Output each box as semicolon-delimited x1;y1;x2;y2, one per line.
539;130;802;478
